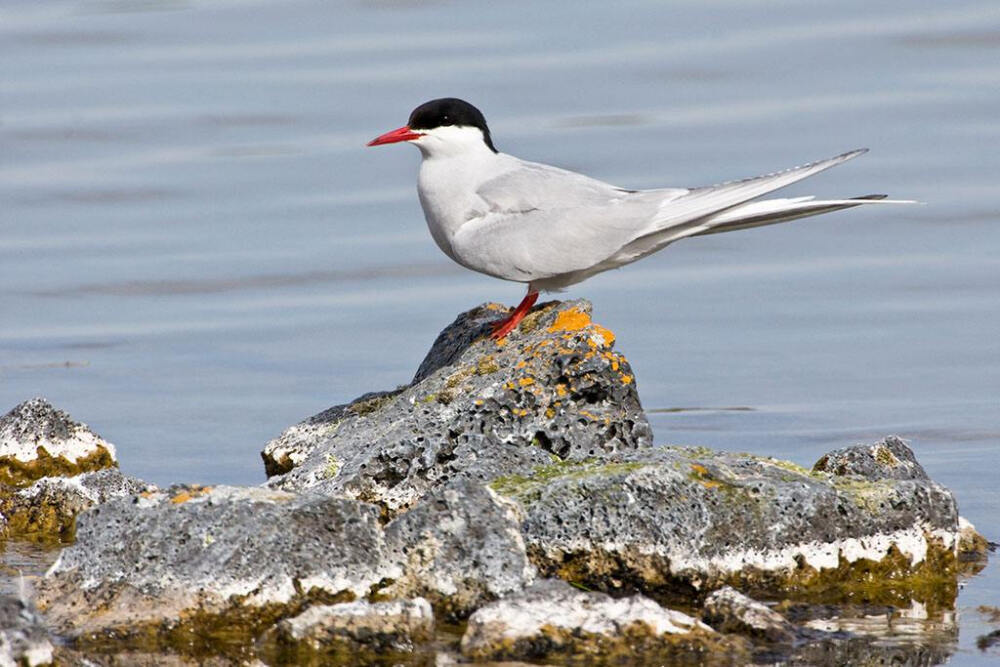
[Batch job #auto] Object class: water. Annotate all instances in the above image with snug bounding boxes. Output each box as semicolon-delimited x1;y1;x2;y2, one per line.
1;0;998;661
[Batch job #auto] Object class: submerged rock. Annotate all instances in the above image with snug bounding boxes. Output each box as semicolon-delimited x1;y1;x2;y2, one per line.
263;300;652;516
258;598;433;663
459;578;733;662
0;398;117;487
490;445;960;608
702;586;795;644
0;594;53;667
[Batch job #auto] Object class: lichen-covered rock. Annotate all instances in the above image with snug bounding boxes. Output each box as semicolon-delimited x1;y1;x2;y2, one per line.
1;468;149;541
380;480;535;619
35;486;399;651
0;595;53;667
490;444;960;609
702;586;795;644
258;598;433;663
0;398;117;486
263;300;652;516
459;578;729;662
812;436;928;481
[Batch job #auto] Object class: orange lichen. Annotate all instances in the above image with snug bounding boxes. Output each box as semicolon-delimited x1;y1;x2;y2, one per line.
170;485;212;505
548;308;592;333
519;377;535;387
689;464;720;490
591;324;615;345
621;374;633;385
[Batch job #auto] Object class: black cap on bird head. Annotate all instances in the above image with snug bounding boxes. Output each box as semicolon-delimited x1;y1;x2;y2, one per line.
407;98;497;153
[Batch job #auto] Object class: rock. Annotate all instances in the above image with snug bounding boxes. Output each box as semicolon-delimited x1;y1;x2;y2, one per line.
490;444;960;607
35;485;399;651
263;300;652;516
32;479;532;653
0;398;117;487
812;435;928;481
958;516;995;561
259;391;399;478
1;468;149;541
459;578;731;662
702;586;795;644
380;480;535;619
258;598;433;663
14;302;971;665
0;595;54;667
978;629;1000;654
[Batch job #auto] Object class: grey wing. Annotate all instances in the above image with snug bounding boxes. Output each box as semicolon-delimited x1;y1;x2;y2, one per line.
633;149;870;242
452;150;868;284
452;160;684;282
474;159;649;211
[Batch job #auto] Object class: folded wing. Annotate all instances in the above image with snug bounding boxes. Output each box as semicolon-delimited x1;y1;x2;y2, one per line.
453;149;910;286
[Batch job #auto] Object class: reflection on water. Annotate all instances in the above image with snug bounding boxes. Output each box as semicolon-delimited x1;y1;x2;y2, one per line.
1;0;998;660
648;406;755;413
0;541;61;599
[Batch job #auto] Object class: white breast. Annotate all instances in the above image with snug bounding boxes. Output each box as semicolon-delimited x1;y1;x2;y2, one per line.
415;134;513;265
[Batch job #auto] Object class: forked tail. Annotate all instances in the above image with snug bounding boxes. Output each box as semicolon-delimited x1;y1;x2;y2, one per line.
691;193;914;237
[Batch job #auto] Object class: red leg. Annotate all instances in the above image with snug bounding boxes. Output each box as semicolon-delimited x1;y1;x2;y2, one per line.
491;290;539;340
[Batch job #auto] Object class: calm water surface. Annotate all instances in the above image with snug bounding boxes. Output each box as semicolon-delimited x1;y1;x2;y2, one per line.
1;0;998;661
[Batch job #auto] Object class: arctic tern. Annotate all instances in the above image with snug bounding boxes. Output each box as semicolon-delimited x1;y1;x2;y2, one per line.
368;98;910;339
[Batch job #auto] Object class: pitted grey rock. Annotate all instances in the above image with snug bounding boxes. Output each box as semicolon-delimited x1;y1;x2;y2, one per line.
812;435;929;481
0;398;117;486
263;300;652;515
490;445;960;599
1;468;149;539
381;479;535;618
36;486;397;638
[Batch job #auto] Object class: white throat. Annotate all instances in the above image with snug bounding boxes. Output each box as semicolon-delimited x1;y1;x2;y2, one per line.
412;125;507;265
411;125;495;160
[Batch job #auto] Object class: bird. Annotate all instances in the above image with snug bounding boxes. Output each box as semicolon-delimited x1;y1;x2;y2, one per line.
367;98;911;339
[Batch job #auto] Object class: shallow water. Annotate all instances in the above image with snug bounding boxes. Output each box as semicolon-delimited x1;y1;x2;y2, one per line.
1;0;998;661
